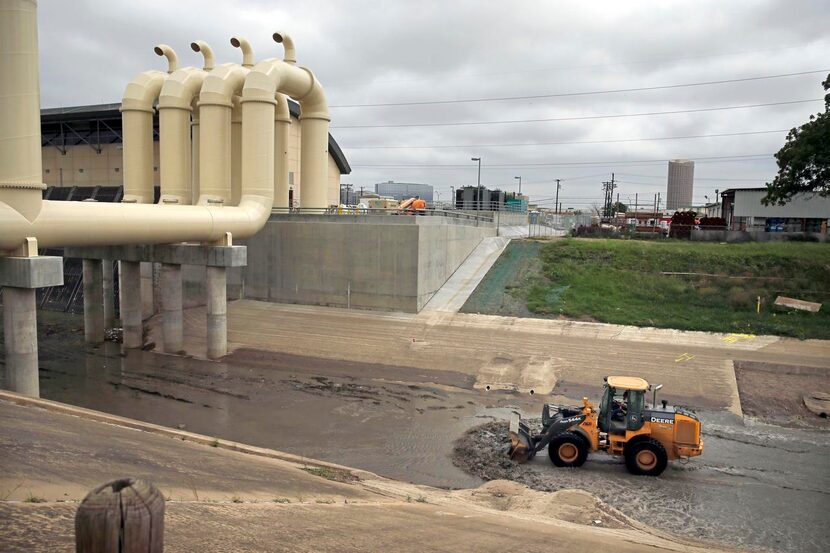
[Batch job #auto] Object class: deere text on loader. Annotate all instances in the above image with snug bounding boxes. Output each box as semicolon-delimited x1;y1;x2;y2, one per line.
508;376;703;476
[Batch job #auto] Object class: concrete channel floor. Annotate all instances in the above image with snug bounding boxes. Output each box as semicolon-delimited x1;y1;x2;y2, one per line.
167;300;830;412
0;398;735;553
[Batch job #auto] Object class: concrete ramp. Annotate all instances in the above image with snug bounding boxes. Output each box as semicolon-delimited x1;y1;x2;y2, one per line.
420;236;510;314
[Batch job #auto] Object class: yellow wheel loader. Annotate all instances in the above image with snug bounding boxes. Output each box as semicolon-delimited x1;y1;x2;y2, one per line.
508;376;703;476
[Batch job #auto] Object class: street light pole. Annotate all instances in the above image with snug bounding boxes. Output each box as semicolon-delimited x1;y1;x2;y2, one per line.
471;157;481;188
554;178;561;214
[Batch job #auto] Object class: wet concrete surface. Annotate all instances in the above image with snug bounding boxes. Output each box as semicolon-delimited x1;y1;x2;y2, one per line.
453;413;830;553
2;312;829;552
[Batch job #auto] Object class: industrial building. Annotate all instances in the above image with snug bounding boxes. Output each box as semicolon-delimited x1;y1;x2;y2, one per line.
720;188;830;233
666;160;694;210
374;180;433;202
454;186;527;211
41;102;351;208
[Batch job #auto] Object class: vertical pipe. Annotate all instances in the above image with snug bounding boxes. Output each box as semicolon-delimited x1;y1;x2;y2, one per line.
298;117;329;208
206;266;227;359
120;261;143;349
102;259;115;328
159;106;192;204
82;259;105;344
191;114;200;204
120;110;156;204
273;94;291;208
230;96;243;206
2;287;39;397
161;264;183;353
0;0;45;220
198;103;232;203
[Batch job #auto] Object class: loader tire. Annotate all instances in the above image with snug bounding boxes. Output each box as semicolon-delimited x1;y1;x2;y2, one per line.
625;438;668;476
548;432;589;468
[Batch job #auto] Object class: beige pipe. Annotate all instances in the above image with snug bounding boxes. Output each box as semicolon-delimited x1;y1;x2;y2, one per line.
273;93;291;208
120;68;166;204
244;59;330;208
158;66;208;205
272;32;296;64
153;44;179;73
230;94;243;206
190;40;215;71
229;37;255;205
230;36;254;67
0;0;44;223
196;63;249;205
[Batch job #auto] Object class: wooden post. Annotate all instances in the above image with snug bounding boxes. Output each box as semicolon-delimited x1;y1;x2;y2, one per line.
75;478;164;553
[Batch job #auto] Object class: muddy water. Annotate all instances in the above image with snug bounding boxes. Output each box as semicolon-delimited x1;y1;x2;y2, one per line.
1;313;541;489
454;414;830;553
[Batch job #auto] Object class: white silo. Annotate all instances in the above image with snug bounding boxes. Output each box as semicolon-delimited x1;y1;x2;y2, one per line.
666;160;694;210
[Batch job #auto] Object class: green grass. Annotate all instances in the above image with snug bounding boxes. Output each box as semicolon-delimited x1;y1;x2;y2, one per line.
468;239;830;339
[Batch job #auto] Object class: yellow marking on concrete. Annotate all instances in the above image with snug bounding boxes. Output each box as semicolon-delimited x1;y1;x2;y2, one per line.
674;352;696;363
722;333;756;344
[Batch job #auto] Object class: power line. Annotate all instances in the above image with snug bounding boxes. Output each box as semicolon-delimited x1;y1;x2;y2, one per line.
351;153;772;169
342;129;788;150
331;98;821;129
330;69;829;108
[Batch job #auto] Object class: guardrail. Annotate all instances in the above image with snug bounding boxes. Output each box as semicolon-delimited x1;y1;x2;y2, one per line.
270;206;496;223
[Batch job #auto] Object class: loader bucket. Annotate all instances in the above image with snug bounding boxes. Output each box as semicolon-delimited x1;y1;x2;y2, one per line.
508;412;534;463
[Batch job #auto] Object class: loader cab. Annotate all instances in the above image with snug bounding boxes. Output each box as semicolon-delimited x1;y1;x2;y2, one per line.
599;376;648;434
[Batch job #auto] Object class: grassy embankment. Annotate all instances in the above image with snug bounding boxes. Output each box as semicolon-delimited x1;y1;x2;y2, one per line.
461;239;830;339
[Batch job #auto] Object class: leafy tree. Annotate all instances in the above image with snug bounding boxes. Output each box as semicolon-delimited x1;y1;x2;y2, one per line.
611;201;628;213
763;73;830;205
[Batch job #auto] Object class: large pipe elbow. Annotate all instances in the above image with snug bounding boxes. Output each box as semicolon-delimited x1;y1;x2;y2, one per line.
121;70;166;112
153;44;179;73
230;36;254;67
190;40;215;71
272;32;296;64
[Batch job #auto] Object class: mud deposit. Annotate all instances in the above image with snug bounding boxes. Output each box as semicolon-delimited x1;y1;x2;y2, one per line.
453;419;830;553
735;361;830;429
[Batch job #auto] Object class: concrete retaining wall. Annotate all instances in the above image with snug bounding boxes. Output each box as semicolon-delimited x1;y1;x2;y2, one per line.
460;211;527;226
183;215;495;312
691;229;829;243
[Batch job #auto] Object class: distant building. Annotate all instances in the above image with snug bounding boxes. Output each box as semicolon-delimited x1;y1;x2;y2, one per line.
374;181;433;202
666;160;694;210
721;188;830;232
454;186;526;211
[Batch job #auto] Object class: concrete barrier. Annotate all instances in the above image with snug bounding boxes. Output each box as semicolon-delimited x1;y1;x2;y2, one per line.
183;214;496;312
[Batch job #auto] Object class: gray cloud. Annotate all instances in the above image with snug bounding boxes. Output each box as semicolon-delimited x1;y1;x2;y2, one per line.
38;0;830;206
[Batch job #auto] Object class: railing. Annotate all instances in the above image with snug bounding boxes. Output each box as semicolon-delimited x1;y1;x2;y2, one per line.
270;206;495;223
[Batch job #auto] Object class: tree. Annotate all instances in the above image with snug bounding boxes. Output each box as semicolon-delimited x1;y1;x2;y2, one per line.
763;73;830;205
611;201;627;214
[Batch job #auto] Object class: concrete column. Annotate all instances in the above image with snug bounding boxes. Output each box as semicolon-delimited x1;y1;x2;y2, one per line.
206;266;227;359
102;259;115;328
82;259;105;344
2;287;39;397
160;263;183;354
120;261;143;349
140;261;154;320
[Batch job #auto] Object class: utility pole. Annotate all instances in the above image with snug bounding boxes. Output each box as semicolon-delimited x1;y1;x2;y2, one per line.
601;173;616;218
554;178;561;214
471;157;481;187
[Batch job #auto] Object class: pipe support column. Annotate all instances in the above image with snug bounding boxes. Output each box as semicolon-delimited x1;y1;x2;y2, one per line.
2;287;39;397
120;261;143;349
102;259;115;328
206;266;227;359
160;263;183;353
82;259;105;344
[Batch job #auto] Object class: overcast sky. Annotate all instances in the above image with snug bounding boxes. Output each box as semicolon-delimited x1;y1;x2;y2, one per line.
38;0;829;209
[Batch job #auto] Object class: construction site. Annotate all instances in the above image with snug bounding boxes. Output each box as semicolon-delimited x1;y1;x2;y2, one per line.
2;1;830;552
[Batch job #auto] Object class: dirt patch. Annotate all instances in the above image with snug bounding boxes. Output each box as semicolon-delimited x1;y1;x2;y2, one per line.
452;480;631;529
734;361;830;429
